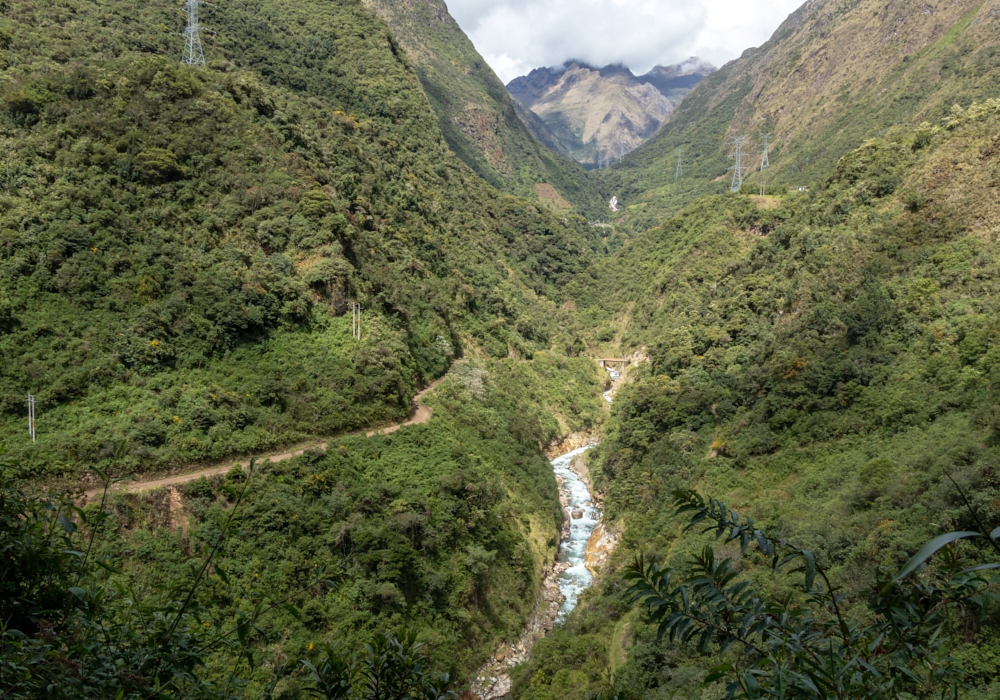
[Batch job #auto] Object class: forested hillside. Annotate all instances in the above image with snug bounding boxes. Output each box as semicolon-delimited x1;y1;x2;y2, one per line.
513;101;1000;700
0;0;604;476
601;0;1000;236
8;0;1000;698
3;354;606;698
359;0;602;213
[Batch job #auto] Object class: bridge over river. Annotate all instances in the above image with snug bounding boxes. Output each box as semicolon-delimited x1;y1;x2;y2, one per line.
596;358;628;370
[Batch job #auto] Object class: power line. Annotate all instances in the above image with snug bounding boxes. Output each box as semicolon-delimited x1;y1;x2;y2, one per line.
27;394;36;443
182;0;205;66
675;147;683;181
729;136;747;193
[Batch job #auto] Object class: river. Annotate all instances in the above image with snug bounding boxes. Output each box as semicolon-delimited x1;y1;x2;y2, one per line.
469;442;605;699
550;444;599;619
471;362;624;698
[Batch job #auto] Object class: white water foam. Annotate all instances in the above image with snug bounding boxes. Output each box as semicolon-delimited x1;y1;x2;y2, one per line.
604;367;619;403
550;444;599;620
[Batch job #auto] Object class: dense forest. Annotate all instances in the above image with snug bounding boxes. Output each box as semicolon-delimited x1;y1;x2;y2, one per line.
0;0;602;476
4;353;605;697
512;102;1000;700
5;0;1000;698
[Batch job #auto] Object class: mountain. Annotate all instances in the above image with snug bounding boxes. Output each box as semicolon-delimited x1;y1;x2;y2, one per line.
0;0;611;694
507;59;714;169
0;0;605;475
8;0;1000;696
640;58;717;95
513;96;1000;700
359;0;602;213
604;0;1000;234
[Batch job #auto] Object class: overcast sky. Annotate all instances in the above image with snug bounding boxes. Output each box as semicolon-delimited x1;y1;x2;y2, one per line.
445;0;806;83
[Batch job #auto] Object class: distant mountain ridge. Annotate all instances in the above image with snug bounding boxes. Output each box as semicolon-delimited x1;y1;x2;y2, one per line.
604;0;1000;234
507;59;715;169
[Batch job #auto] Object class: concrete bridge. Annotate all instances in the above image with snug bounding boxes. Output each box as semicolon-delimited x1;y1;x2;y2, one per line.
597;358;629;370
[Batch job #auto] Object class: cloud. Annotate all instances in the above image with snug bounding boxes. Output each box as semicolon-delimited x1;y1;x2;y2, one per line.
446;0;806;83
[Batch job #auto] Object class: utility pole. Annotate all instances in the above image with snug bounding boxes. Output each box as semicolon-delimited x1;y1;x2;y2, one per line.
182;0;205;66
27;394;35;443
675;147;684;181
351;303;361;341
759;133;771;196
729;136;747;193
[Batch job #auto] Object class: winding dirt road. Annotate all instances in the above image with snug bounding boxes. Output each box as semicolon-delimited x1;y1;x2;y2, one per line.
83;371;454;500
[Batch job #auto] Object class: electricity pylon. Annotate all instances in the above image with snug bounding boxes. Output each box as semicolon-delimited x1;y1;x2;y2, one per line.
27;394;36;443
759;133;771;196
182;0;205;66
675;148;683;180
351;303;362;341
729;136;747;193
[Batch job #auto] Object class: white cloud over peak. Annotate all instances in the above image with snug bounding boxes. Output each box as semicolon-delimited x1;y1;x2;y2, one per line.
445;0;806;83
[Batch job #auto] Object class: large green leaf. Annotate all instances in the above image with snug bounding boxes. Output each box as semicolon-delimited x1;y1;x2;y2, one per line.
894;531;981;581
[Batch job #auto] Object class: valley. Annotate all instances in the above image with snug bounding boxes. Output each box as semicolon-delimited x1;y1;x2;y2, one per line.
3;0;1000;698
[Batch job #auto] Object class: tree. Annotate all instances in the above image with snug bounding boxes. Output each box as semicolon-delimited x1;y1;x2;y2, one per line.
620;490;1000;700
301;631;455;700
1;450;454;700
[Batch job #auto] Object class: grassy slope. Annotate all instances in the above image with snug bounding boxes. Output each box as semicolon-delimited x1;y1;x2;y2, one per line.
91;354;605;697
599;0;1000;238
512;103;1000;699
0;0;605;476
359;0;603;216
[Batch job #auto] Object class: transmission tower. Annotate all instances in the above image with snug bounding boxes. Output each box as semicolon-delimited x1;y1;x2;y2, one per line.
182;0;205;66
759;133;771;196
728;136;747;193
351;303;362;341
675;147;684;180
27;394;36;443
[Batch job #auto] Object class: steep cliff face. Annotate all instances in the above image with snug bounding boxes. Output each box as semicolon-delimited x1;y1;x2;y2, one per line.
359;0;602;213
507;60;713;169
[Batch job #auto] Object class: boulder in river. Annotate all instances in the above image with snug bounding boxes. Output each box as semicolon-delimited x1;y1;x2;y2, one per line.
571;509;584;519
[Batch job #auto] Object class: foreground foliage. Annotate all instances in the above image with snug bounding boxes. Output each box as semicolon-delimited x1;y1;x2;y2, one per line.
1;456;455;700
623;491;1000;700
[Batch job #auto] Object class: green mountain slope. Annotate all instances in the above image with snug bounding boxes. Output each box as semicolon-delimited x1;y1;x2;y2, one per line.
359;0;602;214
0;0;604;475
1;352;607;698
514;102;1000;699
92;354;605;695
602;0;1000;235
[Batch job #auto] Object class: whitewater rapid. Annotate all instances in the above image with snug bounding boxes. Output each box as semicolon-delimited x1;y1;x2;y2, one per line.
550;444;599;619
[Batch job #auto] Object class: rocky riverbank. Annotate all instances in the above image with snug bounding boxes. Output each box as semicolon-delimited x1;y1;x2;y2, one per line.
470;440;618;700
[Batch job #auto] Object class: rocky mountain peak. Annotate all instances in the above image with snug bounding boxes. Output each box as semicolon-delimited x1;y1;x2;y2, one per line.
507;58;715;169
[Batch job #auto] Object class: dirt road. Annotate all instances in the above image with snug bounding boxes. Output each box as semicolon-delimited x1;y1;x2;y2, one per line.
83;370;453;500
